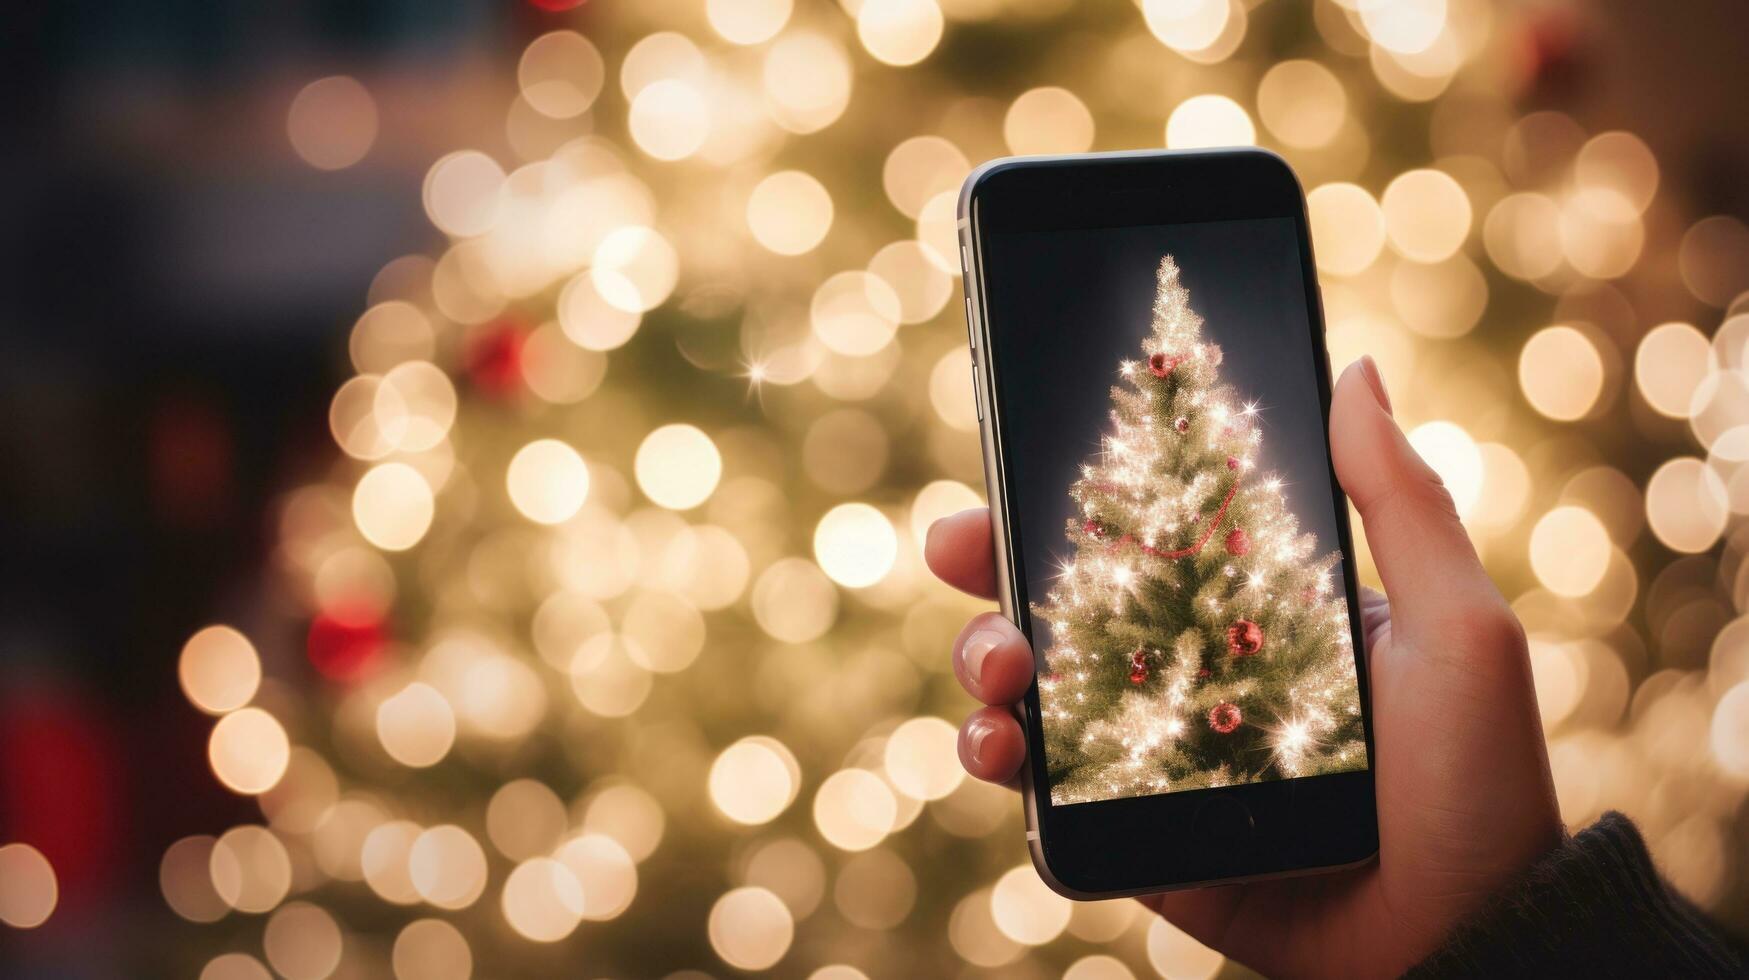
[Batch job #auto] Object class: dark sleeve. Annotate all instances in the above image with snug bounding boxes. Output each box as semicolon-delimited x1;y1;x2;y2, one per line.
1406;811;1748;979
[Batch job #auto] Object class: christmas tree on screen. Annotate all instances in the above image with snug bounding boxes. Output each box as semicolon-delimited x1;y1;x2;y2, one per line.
1035;256;1367;805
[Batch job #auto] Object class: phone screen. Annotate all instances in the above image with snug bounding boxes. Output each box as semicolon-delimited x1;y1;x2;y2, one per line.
980;215;1372;808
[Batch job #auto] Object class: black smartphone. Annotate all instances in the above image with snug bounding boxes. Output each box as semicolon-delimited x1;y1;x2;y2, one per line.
958;149;1379;898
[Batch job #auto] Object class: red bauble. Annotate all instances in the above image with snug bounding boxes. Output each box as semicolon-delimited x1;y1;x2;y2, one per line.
1147;352;1180;378
307;610;388;681
1197;667;1212;679
1083;519;1102;537
1128;649;1148;685
1226;455;1240;471
1226;619;1264;657
464;319;528;397
1209;702;1242;733
1173;416;1189;433
1225;527;1250;556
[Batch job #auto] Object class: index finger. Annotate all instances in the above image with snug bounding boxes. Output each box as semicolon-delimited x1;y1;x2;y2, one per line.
925;508;999;600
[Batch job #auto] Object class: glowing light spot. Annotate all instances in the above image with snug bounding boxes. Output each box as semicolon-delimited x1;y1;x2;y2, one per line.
209;825;292;914
1358;0;1447;55
811;271;902;356
501;858;585;942
1257;60;1346;148
352;462;435;552
1645;457;1728;553
507;439;590;525
554;834;638;920
200;954;273;980
262;902;342;980
392;919;471;980
518;31;604;119
635;424;722;510
287;76;376;171
423;150;505;239
1382;169;1471;263
409;825;488;910
1003;87;1095;156
1146;916;1225;979
813;503;899;588
628;79;709;161
1307;184;1386;275
1635;322;1712;418
708;0;792;45
763;31;852;134
208;707;290;795
1529;506;1611;597
591;226;678;314
376;683;456;768
0;844;56;929
857;0;944;66
709;887;794;970
813;769;897;851
710;736;802;825
991;864;1071;945
883;136;969;219
751;557;839;643
179;625;261;715
1165;95;1254;149
1520;326;1604;421
747;171;834;256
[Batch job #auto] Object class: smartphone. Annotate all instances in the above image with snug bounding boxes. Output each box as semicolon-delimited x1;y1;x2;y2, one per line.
958;149;1379;898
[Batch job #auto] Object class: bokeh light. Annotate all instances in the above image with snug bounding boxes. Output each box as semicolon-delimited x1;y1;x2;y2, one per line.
287;76;377;171
1635;322;1711;418
812;768;898;851
1307;183;1386;275
0;844;56;929
179;625;261;715
709;736;801;825
1004;87;1095;156
857;0;944;67
1382;168;1471;263
393;919;472;980
708;887;794;971
209;825;292;914
635;424;722;510
208;707;290;795
990;864;1071;945
507;439;590;525
747;170;834;256
1520;326;1604;421
1530;506;1612;597
376;682;456;768
1164;95;1254;149
353;462;435;551
501;858;585;942
1257;60;1347;148
519;32;604;119
262;902;342;980
1406;421;1483;517
813;503;900;588
410;825;489;910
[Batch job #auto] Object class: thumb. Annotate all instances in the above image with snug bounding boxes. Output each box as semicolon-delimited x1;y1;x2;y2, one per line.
1329;357;1505;637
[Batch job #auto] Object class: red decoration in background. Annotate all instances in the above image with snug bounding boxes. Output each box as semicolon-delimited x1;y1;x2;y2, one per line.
528;0;586;10
307;609;388;681
1173;416;1189;433
1148;352;1182;378
1224;527;1250;556
1226;455;1239;470
1209;702;1242;733
0;684;121;914
1227;620;1264;657
464;319;528;397
1083;519;1102;537
1128;649;1148;685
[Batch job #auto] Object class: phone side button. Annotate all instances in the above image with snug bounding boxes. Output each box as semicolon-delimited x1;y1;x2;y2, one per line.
970;366;983;421
964;297;977;354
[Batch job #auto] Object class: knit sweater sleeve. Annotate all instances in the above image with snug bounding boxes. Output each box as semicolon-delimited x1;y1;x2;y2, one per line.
1405;811;1747;979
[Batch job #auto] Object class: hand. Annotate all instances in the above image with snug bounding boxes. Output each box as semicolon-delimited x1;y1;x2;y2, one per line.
925;357;1563;980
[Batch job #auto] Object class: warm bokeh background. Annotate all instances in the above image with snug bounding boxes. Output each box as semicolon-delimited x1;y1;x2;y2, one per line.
4;0;1749;977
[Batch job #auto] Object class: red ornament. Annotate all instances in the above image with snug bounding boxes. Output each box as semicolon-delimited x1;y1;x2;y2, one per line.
1225;528;1250;556
1147;352;1180;378
1226;455;1240;471
307;610;388;682
1083;519;1102;537
1226;619;1264;657
1197;667;1212;679
1173;416;1189;433
1128;649;1148;685
463;319;528;397
1209;702;1242;733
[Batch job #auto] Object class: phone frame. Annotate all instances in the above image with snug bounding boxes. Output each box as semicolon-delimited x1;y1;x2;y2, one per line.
957;148;1379;899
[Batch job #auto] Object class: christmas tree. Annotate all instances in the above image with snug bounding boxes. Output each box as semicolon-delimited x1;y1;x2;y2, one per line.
1036;255;1366;805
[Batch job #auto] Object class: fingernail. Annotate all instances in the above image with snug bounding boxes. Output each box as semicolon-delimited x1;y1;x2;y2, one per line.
1359;355;1393;416
965;715;997;765
963;630;1003;688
